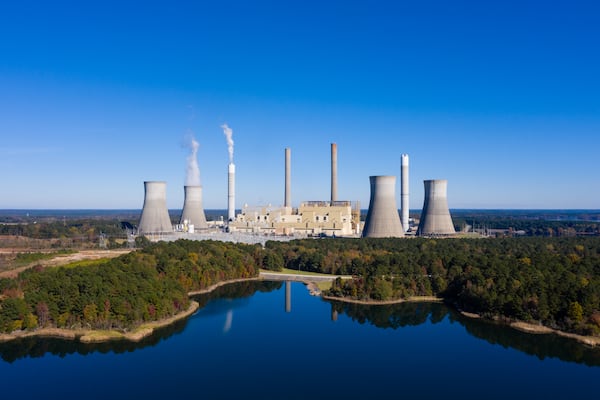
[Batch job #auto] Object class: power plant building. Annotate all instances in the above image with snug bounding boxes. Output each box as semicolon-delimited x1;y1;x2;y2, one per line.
362;175;404;238
230;201;360;237
229;143;361;237
417;179;456;236
138;181;173;236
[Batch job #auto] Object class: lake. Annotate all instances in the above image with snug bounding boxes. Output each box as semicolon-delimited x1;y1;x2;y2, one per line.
1;280;599;399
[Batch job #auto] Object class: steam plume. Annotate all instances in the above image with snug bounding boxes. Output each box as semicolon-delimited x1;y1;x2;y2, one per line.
221;123;234;163
185;133;201;186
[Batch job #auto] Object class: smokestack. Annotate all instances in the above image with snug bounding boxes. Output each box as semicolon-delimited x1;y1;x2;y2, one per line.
401;154;409;232
228;163;235;221
362;176;404;238
284;148;291;210
138;181;173;235
417;179;456;236
331;143;338;203
180;185;208;229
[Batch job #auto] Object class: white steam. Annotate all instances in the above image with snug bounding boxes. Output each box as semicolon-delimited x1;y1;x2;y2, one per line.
185;133;201;186
221;123;234;163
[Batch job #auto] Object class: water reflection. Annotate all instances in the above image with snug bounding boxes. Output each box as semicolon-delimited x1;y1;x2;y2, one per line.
2;280;600;368
0;280;282;363
327;299;600;367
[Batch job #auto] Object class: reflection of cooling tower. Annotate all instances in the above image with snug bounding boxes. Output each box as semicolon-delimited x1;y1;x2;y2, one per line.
228;163;235;222
401;154;409;232
331;143;338;203
180;185;208;229
284;148;291;209
417;179;456;236
138;181;173;235
362;176;404;238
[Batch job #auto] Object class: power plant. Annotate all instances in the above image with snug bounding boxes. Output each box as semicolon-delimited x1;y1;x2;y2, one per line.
401;154;409;232
138;181;173;236
417;179;456;236
136;125;459;241
362;176;404;238
180;185;208;232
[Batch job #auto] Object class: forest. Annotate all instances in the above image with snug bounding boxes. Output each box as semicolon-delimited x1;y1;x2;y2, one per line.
1;235;599;338
0;240;261;333
265;237;600;336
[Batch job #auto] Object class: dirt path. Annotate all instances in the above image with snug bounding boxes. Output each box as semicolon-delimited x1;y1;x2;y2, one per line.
0;249;133;279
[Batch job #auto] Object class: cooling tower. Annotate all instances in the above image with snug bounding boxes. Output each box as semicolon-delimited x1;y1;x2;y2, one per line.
284;148;291;209
401;154;409;232
138;181;173;235
331;143;338;203
417;179;456;236
362;176;404;238
180;185;208;229
228;163;235;221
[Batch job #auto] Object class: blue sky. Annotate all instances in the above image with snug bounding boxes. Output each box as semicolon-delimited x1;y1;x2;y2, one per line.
0;0;598;210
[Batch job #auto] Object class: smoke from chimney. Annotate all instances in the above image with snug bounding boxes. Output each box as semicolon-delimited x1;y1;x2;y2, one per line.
185;133;201;186
221;123;234;163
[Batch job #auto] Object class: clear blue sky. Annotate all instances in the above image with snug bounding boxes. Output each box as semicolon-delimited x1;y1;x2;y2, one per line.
1;1;598;210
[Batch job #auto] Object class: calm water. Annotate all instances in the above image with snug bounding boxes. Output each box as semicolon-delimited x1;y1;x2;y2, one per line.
1;281;599;399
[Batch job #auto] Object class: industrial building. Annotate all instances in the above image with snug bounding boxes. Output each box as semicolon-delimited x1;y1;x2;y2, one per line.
228;143;361;237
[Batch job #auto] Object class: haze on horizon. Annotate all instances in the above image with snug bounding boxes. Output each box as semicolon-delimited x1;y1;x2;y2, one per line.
0;1;598;210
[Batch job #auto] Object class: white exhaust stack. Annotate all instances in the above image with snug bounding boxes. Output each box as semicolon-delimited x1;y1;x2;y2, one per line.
228;163;235;222
401;154;409;232
138;181;173;235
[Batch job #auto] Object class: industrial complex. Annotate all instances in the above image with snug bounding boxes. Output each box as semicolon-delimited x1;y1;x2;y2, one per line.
137;139;456;240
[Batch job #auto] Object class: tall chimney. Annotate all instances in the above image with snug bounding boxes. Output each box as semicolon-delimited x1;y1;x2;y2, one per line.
331;143;338;203
401;154;409;232
417;179;455;236
362;176;404;238
138;181;173;235
284;148;291;210
180;185;208;229
228;163;235;222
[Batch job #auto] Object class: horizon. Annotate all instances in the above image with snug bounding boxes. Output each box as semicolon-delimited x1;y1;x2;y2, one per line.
1;1;599;210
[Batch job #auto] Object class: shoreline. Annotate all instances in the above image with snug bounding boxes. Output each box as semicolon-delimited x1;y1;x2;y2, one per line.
3;273;599;348
0;301;199;344
457;311;600;348
321;295;443;305
321;293;600;347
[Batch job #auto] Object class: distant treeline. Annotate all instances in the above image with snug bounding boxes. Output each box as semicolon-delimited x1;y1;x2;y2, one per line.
0;240;261;333
265;237;600;336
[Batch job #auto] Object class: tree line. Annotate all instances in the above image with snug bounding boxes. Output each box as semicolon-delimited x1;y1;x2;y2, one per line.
266;237;600;336
0;240;261;333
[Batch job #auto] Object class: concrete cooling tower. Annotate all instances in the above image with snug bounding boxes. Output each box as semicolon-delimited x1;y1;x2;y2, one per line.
362;176;404;238
417;179;456;236
180;185;208;229
138;181;173;235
